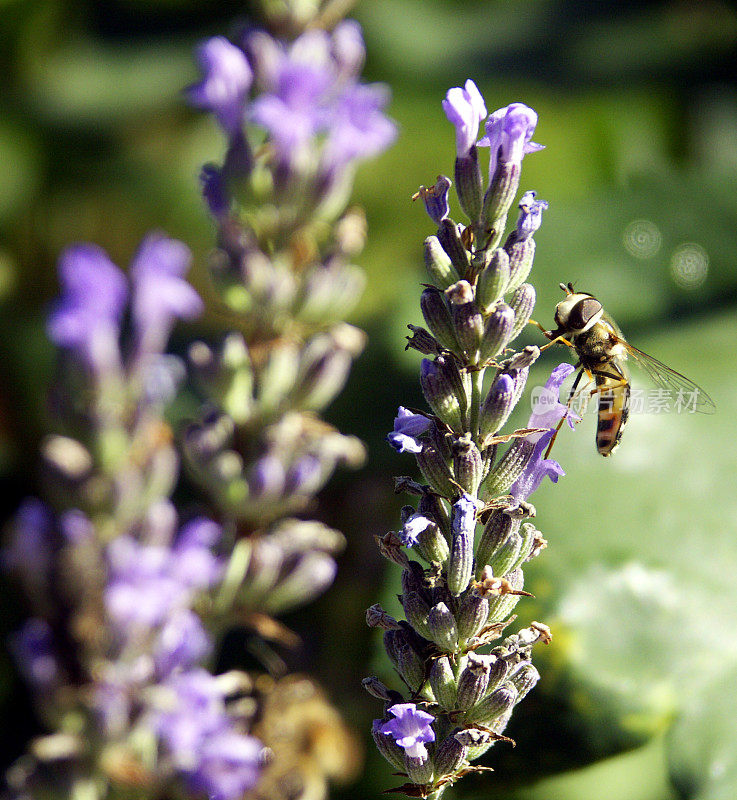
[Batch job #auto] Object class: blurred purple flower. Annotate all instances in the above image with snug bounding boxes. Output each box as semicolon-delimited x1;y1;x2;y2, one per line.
322;83;397;175
378;703;435;759
153;669;262;800
200;164;229;218
11;618;59;692
47;244;128;369
442;79;487;158
154;609;212;677
249;25;394;171
104;518;223;633
478;102;544;179
250;30;334;158
3;497;54;576
387;407;432;454
129;233;203;351
188;37;253;135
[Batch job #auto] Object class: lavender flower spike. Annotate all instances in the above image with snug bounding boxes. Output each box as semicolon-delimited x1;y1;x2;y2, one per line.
188;37;253;135
443;79;487;158
479;102;544;180
387;407;432;453
378;703;436;759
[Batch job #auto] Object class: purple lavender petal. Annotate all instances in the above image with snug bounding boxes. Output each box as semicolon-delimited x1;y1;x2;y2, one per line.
187;36;253;135
478;102;543;179
47;244;128;367
322;83;397;174
387;407;432;454
379;703;436;760
442;79;487;158
129;232;202;348
400;512;433;547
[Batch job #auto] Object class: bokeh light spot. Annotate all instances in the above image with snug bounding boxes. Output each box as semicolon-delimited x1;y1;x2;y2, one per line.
623;219;662;259
670;242;709;289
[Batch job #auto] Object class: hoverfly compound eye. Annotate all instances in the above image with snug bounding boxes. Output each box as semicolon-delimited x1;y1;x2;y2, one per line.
569;297;603;331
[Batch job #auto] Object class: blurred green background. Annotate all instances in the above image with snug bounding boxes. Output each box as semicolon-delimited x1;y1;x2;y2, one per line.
2;1;737;799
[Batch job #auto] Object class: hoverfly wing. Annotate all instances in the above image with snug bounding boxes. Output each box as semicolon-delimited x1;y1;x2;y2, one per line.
615;339;716;414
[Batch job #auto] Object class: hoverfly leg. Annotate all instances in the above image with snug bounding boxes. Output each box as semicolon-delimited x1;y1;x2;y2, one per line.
539;335;574;353
542;367;592;459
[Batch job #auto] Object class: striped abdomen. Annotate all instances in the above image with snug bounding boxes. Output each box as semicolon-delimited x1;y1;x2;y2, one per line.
595;372;630;456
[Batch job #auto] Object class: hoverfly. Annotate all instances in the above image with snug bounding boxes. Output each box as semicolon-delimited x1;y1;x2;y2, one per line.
533;283;715;457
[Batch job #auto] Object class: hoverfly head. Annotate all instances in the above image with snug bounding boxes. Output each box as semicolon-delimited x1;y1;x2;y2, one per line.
554;293;603;333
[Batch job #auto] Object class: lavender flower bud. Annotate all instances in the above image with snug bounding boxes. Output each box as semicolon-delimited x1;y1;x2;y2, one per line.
508;283;536;343
372;719;406;770
383;629;426;692
476;248;510;313
427;602;459;651
508;662;540;701
486;529;522;579
455;146;483;223
433;733;468;776
397;641;428;693
487;653;510;693
484;438;537;497
262;551;338;614
487;568;525;622
452;436;484;495
476;509;521;574
417;175;451;226
420;359;463;431
479;373;515;441
456;591;490;643
405;753;434;785
429;656;457;710
437;219;470;276
420;287;460;352
402;591;432;639
401;560;429;599
456;653;493;711
505;192;548;291
366;604;401;630
448;494;478;596
445;281;483;359
469;683;518;726
362;676;399;702
417;493;452;540
424;235;460;289
294;326;365;411
416;442;457;499
406;325;442;356
416;523;450;566
257;341;301;412
479;302;515;364
516;522;540;567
